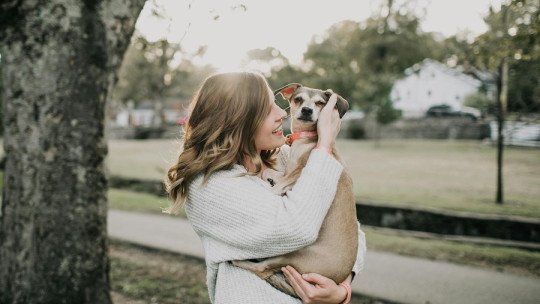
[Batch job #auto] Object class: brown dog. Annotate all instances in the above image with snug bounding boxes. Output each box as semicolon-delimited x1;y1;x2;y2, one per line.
232;84;358;298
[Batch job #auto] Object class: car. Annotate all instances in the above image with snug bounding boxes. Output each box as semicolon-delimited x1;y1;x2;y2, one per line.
426;104;480;121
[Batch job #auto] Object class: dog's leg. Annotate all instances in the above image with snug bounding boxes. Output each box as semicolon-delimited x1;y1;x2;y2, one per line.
232;260;299;298
231;260;276;280
265;272;298;298
262;168;284;183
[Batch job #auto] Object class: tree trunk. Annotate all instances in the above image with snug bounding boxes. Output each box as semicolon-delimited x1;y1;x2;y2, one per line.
0;1;145;303
496;3;510;205
496;58;509;204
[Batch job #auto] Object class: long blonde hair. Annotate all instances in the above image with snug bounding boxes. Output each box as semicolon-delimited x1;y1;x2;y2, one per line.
163;72;279;214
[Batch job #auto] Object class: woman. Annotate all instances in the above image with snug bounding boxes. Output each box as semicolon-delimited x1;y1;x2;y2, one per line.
164;72;366;303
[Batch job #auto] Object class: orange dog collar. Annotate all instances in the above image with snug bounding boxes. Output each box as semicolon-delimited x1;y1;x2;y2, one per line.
285;131;318;146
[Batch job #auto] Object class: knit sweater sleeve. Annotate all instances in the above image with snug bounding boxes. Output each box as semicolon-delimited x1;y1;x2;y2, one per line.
186;149;343;260
351;221;367;280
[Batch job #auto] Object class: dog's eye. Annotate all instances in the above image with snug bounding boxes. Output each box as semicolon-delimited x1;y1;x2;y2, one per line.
315;101;325;107
294;96;303;103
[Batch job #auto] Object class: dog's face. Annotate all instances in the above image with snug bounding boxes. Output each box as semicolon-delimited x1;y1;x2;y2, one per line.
274;83;349;132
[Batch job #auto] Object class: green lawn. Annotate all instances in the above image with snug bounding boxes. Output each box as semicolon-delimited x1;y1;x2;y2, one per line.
364;226;540;277
106;138;540;218
109;240;385;304
1;171;536;277
340;139;540;218
108;188;540;277
0;138;538;217
108;188;186;217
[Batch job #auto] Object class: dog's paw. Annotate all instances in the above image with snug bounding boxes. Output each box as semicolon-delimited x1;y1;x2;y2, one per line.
271;184;287;196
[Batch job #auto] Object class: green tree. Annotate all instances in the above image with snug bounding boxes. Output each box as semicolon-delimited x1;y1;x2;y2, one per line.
113;36;174;106
112;36;214;127
444;0;539;114
474;0;538;204
113;37;212;104
464;92;496;115
0;0;145;302
304;1;439;109
297;0;442;144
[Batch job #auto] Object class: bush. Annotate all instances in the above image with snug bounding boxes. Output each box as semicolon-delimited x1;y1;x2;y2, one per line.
348;123;365;139
464;92;495;116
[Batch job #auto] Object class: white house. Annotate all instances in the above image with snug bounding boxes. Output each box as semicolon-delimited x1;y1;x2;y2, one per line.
390;59;485;118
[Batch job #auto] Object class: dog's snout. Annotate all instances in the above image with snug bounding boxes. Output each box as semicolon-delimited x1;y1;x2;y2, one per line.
301;107;313;115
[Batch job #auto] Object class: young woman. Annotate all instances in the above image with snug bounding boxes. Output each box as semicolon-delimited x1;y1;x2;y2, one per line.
165;72;366;303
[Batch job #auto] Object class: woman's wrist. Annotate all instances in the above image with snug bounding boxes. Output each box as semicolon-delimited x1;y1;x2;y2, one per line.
338;282;352;304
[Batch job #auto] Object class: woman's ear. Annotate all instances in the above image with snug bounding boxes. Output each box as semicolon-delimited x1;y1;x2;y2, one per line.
274;83;302;100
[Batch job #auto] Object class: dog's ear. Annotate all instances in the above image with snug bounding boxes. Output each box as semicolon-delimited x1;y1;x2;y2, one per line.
324;90;349;118
274;83;302;100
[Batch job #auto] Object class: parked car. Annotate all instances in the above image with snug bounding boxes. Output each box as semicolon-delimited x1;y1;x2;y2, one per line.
426;104;480;121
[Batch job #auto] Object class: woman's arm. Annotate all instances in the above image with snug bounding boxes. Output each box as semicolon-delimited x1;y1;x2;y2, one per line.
186;149;343;260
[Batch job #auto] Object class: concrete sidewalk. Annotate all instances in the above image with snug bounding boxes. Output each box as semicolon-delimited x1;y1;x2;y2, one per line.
108;210;540;304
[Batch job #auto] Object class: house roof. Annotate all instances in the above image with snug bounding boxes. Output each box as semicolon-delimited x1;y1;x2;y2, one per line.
409;59;481;85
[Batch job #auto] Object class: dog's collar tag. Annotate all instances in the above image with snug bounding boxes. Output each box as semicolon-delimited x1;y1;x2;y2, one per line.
286;131;318;146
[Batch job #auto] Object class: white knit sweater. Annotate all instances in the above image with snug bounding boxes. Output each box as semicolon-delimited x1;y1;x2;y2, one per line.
185;146;367;303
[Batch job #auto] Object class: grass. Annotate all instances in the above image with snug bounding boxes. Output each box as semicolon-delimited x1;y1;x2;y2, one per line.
108;188;183;216
339;139;540;218
108;188;540;278
2;138;537;217
109;240;391;304
109;240;209;304
364;226;540;277
1;138;539;277
105;138;540;218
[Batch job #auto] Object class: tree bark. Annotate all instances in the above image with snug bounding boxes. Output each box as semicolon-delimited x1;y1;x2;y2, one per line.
496;58;508;205
496;4;510;205
0;1;145;303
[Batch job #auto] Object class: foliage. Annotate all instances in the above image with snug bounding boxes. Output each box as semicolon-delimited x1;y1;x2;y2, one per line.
464;92;497;115
239;0;539;120
376;97;402;124
302;13;439;112
258;2;444;127
444;0;539;113
112;36;215;106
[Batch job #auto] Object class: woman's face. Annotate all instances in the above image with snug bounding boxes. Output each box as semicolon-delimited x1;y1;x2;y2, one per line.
254;88;287;152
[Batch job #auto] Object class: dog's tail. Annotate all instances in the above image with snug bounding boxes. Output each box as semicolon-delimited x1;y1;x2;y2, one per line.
265;272;298;299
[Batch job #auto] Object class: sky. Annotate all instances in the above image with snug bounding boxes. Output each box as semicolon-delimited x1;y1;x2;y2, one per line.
135;0;504;71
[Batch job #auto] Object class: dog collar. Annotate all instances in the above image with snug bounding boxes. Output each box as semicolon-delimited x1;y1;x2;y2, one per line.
285;131;318;146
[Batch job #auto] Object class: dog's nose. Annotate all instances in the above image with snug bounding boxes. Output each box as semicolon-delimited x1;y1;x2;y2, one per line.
301;107;313;115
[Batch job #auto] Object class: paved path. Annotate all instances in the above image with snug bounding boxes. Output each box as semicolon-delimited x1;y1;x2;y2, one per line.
108;210;540;304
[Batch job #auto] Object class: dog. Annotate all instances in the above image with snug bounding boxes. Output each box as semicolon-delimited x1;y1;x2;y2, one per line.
232;83;358;298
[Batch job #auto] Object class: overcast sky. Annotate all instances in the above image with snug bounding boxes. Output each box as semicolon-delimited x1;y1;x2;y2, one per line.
135;0;504;71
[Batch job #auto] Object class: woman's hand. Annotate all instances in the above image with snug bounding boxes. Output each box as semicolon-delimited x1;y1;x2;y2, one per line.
317;93;341;150
282;265;351;304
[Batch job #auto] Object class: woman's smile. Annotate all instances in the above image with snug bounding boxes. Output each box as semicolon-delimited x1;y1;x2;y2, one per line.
272;125;284;136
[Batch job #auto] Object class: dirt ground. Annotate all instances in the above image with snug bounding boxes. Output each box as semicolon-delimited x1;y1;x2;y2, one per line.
109;240;392;304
